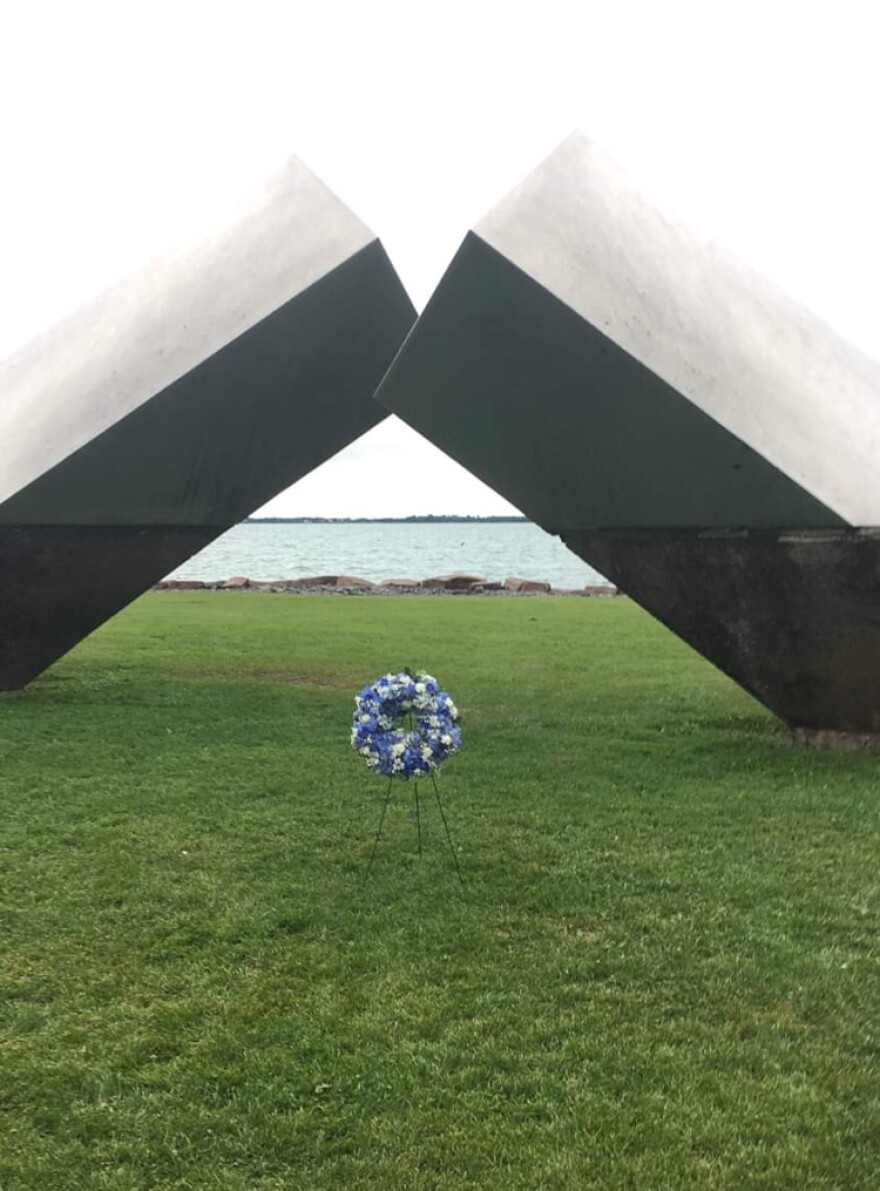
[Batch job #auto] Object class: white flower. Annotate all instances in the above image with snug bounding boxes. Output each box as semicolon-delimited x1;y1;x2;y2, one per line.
352;671;462;778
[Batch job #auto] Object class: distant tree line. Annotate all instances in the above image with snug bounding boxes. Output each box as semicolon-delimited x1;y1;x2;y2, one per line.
244;515;529;524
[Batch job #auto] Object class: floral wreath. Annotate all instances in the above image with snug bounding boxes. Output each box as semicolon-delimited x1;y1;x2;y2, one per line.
351;671;462;779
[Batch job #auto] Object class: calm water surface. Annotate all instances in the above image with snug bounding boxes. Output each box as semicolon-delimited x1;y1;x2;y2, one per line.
168;521;608;589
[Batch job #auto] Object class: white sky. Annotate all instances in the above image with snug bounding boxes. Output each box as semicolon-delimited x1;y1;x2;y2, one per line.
2;1;880;516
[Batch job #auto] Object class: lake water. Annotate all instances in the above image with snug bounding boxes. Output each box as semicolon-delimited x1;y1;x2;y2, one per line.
167;521;608;589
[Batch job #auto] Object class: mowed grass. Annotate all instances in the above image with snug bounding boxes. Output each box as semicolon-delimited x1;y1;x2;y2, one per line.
1;593;878;1190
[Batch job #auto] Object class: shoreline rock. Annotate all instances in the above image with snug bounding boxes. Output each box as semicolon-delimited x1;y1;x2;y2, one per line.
287;575;375;589
421;573;486;591
153;575;621;597
504;576;551;594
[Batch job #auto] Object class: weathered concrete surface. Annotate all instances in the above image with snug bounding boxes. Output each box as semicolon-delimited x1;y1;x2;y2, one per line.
377;234;847;532
0;524;217;689
0;160;415;689
474;134;880;528
376;134;880;735
568;530;880;734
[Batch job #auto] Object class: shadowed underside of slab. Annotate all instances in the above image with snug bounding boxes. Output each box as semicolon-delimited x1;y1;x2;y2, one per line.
0;525;218;688
1;165;415;689
566;531;880;734
378;234;845;531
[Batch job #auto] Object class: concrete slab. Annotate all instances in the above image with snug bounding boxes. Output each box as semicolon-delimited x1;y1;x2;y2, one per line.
0;159;415;688
376;135;880;734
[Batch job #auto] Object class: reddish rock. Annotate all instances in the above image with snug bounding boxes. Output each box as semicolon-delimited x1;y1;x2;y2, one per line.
289;575;335;587
335;575;375;588
381;578;421;588
221;576;250;589
470;581;503;592
423;573;486;591
582;584;620;597
505;576;550;593
445;574;486;591
156;579;206;590
290;575;374;588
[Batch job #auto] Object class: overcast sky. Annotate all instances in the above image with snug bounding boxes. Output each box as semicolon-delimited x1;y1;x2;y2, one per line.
2;2;880;516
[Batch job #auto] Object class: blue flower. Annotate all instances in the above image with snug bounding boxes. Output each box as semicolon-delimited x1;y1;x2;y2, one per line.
351;671;462;780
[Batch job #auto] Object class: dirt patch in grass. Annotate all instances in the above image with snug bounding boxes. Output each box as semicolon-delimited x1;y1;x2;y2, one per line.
245;668;356;689
171;667;357;689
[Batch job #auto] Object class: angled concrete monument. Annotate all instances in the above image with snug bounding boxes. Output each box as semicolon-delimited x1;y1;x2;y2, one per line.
377;133;880;740
0;160;415;689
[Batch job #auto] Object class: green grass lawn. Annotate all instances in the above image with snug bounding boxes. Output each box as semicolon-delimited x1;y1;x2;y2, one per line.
1;593;878;1190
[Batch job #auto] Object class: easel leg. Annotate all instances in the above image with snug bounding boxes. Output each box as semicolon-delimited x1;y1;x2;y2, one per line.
430;773;464;885
414;781;422;857
366;777;394;876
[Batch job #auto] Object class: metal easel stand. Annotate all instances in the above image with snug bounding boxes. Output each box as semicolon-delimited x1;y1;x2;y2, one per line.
365;773;464;884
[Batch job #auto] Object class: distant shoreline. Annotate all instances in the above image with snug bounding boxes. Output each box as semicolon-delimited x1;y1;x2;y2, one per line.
244;515;530;525
167;520;610;590
156;574;621;598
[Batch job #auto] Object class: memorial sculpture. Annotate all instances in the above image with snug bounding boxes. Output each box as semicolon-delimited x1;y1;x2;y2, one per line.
0;160;415;690
376;134;880;741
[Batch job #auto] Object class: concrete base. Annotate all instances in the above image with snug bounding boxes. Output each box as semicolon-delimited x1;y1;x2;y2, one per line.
565;529;880;734
0;524;217;689
791;727;880;750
